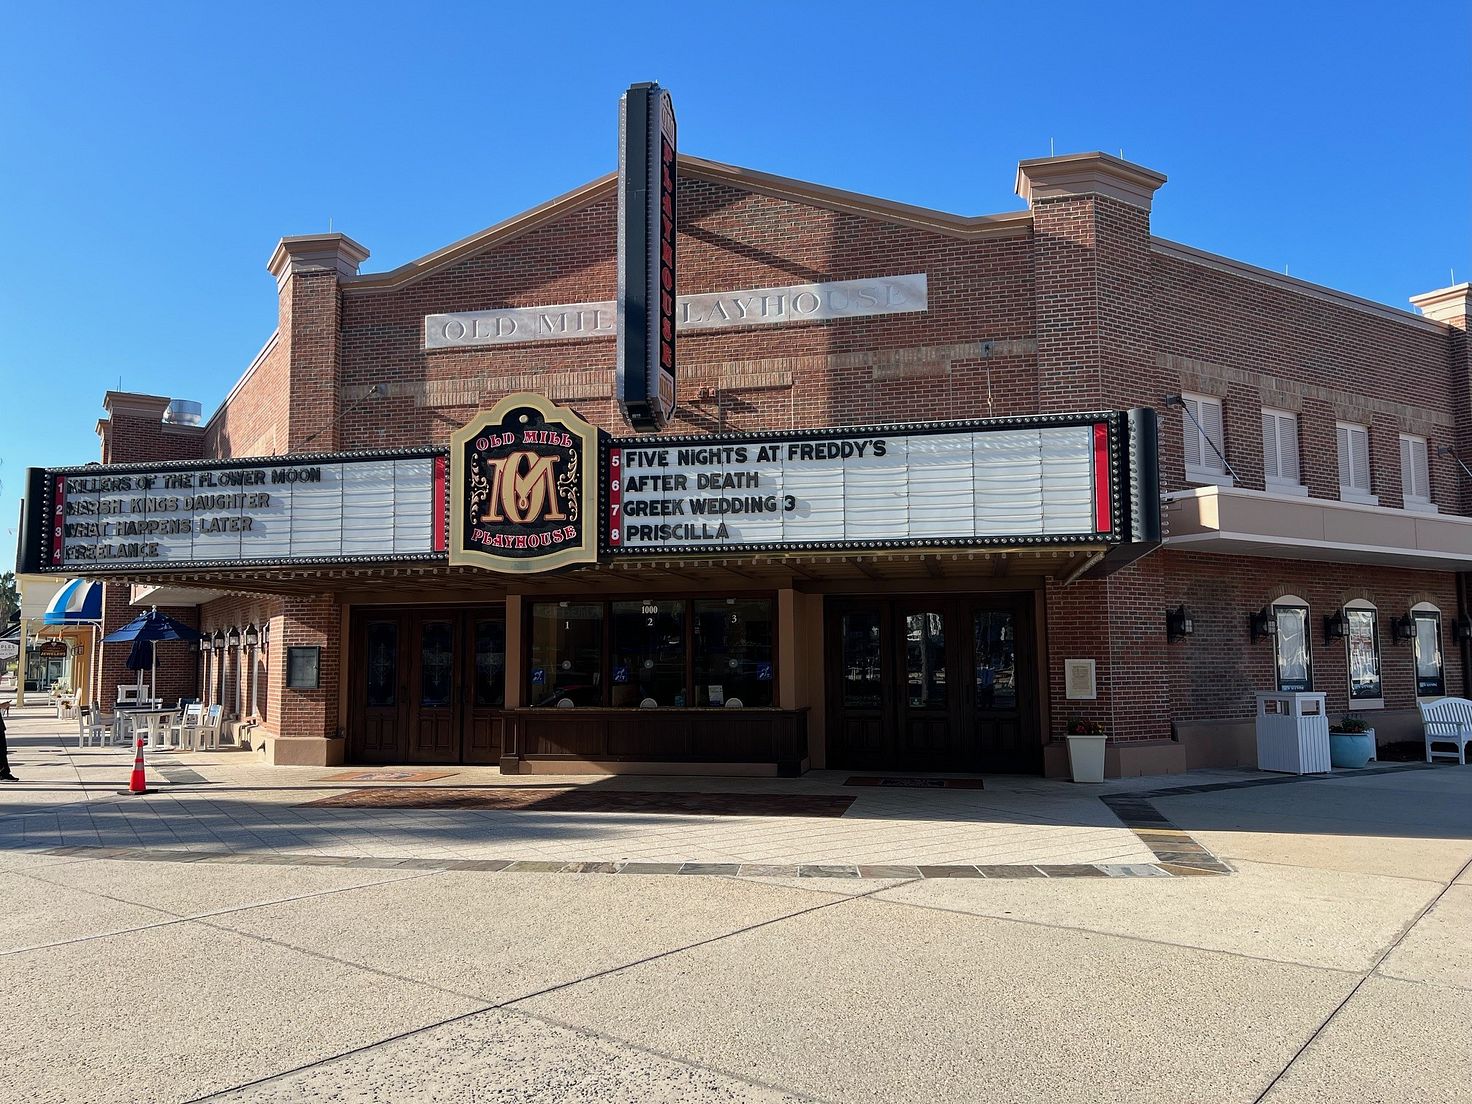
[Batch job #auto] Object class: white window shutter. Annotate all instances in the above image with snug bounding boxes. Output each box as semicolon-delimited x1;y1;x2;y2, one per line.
1351;428;1371;492
1182;398;1202;470
1261;413;1280;481
1401;435;1431;501
1280;415;1300;483
1202;399;1224;473
1337;425;1352;487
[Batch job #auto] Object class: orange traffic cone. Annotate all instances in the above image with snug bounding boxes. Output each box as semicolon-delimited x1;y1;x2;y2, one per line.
117;731;153;796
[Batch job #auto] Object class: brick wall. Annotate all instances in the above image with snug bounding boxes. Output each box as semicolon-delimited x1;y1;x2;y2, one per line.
198;594;283;724
117;156;1471;757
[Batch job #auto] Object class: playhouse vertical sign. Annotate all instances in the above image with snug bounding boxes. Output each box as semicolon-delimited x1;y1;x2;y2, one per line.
616;81;677;430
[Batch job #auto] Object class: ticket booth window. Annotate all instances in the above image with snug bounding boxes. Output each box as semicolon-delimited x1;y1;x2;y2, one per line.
693;599;774;707
612;600;687;706
528;603;603;707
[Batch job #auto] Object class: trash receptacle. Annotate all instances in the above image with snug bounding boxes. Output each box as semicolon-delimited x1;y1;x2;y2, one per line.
1255;691;1331;774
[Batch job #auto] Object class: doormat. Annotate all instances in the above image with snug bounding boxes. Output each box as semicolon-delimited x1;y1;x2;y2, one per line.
304;787;856;818
843;777;986;789
318;769;460;783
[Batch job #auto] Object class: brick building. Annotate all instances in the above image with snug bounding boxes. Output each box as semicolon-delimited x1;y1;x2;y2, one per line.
19;147;1472;777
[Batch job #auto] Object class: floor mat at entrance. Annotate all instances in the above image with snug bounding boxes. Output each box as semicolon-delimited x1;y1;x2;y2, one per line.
843;777;986;789
303;787;856;817
318;770;460;783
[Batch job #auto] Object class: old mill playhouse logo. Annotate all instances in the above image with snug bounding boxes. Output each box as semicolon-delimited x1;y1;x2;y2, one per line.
449;394;599;573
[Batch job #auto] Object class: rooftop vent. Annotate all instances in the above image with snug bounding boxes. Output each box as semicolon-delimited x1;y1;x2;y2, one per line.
163;399;203;426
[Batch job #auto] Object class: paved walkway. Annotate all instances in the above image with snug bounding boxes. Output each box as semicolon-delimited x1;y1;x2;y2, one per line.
3;705;1471;1102
0;706;1179;872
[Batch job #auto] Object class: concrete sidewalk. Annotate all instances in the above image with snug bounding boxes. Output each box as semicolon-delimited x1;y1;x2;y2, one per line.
3;704;1470;1102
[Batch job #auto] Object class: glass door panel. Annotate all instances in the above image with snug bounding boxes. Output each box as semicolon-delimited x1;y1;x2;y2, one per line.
972;611;1017;710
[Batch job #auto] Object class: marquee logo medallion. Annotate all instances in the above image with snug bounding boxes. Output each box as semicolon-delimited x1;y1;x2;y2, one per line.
449;393;599;573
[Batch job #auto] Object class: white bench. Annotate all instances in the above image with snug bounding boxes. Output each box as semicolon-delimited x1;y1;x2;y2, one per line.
1417;697;1472;765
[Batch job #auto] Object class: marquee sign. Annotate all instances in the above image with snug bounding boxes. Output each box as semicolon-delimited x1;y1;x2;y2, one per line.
617;81;677;430
21;451;445;573
448;393;599;573
605;414;1127;554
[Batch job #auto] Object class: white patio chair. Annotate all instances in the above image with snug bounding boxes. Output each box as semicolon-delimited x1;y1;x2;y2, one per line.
196;704;224;751
175;704;205;751
77;706;109;748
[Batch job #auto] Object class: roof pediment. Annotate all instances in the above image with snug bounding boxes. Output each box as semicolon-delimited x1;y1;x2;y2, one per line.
343;154;1032;293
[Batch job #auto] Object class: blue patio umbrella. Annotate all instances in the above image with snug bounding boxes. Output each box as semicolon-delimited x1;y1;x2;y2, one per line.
104;609;201;705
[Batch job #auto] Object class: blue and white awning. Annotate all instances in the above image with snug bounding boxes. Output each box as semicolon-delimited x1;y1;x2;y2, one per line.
43;578;102;625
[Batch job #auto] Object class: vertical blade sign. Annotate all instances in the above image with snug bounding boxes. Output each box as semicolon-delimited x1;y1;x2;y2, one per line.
617;82;677;430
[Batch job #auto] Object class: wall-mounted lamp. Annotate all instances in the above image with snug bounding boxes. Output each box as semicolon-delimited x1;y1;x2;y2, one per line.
199;635;214;654
260;623;271;650
1167;605;1194;642
226;626;241;649
243;624;259;649
212;630;226;651
1453;615;1472;643
1250;607;1278;642
1323;610;1348;643
1391;615;1416;643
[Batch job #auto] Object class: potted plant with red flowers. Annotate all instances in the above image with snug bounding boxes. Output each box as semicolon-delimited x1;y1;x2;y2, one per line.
1065;718;1108;783
1328;713;1376;769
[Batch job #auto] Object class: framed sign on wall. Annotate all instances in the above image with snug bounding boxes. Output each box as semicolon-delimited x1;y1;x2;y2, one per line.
286;647;321;690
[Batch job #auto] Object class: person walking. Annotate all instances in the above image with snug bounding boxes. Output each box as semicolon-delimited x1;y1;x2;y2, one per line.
0;706;18;781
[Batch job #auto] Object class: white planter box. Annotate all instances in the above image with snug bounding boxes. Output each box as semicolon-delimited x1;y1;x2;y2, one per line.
1066;734;1107;783
1254;691;1331;774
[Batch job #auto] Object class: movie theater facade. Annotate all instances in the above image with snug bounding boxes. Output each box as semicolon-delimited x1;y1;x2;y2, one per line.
19;150;1472;777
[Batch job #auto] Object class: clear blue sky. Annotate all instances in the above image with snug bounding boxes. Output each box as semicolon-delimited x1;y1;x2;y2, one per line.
2;0;1468;549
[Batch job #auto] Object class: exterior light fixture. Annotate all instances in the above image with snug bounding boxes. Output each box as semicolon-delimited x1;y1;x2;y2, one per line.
1454;615;1472;643
1391;615;1416;643
1323;610;1348;642
1167;605;1194;642
260;623;271;650
1250;607;1278;642
213;630;226;650
243;624;259;649
226;626;241;649
199;635;213;653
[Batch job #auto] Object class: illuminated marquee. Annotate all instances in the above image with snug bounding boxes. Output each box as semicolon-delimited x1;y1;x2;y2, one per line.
606;414;1131;554
26;452;444;571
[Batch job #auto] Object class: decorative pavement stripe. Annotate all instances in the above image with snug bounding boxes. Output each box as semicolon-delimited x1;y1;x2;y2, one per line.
1098;762;1436;877
842;777;986;789
29;844;1184;878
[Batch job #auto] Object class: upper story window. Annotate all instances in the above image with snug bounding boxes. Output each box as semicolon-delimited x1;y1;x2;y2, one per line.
1261;408;1306;496
1182;394;1230;485
1399;434;1436;513
1336;422;1377;505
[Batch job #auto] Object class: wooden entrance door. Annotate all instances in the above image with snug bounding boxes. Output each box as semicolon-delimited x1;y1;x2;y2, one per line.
894;601;962;770
347;606;505;765
826;595;1039;773
967;597;1040;773
355;614;406;763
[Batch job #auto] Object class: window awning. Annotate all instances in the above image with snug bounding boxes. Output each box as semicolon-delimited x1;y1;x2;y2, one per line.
1164;486;1472;572
42;578;101;625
